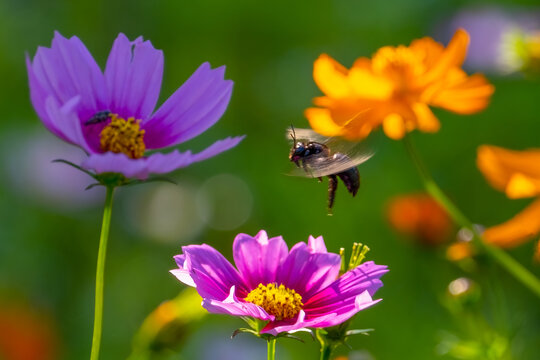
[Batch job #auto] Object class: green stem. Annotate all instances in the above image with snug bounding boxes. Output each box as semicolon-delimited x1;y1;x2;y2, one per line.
403;135;540;299
320;343;332;360
90;186;115;360
267;337;276;360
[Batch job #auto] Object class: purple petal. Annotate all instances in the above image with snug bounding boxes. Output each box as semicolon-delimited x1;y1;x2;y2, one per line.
144;136;244;173
143;63;233;149
27;56;63;141
277;240;341;299
202;286;274;321
170;254;195;287
182;244;249;300
189;136;245;163
81;152;149;179
232;230;289;289
105;34;163;120
44;96;91;152
81;135;243;179
144;150;194;175
174;254;186;268
28;32;107;123
304;261;388;313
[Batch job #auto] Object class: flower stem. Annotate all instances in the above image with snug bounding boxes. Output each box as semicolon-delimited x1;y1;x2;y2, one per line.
267;337;276;360
403;135;540;299
90;186;115;360
320;343;332;360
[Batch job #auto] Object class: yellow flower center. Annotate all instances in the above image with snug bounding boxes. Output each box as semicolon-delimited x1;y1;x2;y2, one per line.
244;283;303;321
100;114;146;159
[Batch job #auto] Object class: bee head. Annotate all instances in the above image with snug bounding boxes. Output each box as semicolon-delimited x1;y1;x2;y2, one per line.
289;141;307;166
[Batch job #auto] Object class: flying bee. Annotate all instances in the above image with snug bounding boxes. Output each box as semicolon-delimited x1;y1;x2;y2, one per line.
287;127;374;214
85;110;111;125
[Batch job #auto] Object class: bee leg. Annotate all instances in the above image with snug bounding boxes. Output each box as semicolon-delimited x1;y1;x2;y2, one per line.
317;177;323;183
327;175;338;214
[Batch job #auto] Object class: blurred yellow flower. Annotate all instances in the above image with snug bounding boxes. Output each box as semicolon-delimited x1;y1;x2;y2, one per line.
477;145;540;248
305;29;495;140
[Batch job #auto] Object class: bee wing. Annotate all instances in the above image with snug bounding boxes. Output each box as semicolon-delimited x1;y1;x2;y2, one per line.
286;127;328;144
290;150;374;178
286;127;369;153
286;127;377;178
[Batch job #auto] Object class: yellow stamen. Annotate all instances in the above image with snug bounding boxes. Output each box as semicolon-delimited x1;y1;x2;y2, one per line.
100;114;145;159
245;283;303;320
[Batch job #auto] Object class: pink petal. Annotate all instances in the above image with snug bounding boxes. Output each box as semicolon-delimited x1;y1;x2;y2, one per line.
202;286;274;321
232;230;289;289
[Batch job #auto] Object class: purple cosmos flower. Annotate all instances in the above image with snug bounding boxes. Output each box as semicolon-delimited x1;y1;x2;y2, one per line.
438;5;540;73
171;230;388;335
26;32;244;180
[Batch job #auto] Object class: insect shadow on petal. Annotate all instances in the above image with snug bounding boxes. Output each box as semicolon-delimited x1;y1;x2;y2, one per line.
287;126;375;215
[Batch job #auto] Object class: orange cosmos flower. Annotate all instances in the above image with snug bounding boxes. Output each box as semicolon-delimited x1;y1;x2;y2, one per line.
477;145;540;248
305;29;495;140
386;193;452;246
0;302;59;360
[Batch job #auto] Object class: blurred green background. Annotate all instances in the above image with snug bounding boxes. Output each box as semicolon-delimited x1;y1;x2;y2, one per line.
1;0;539;359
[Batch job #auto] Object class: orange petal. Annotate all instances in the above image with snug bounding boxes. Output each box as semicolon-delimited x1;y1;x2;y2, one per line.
313;54;351;98
506;173;540;199
477;145;540;198
418;29;470;86
352;57;372;70
428;73;495;114
410;36;444;68
483;198;540;248
341;109;379;140
383;113;406;140
349;67;393;100
411;102;440;132
304;107;344;137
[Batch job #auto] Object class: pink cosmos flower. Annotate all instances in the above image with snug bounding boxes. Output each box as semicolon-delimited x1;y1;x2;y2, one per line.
171;230;388;335
26;32;244;180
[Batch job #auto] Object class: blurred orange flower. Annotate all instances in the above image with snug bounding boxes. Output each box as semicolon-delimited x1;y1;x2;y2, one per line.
446;242;474;262
0;302;59;360
477;145;540;248
305;29;495;140
387;193;452;246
